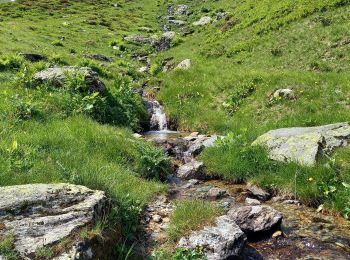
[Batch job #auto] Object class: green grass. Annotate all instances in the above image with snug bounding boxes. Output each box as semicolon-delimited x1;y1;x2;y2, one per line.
200;132;350;217
0;233;18;260
167;200;223;242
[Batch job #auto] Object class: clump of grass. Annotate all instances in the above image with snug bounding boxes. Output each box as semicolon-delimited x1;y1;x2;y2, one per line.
35;246;54;259
167;200;223;242
0;233;19;260
0;54;24;71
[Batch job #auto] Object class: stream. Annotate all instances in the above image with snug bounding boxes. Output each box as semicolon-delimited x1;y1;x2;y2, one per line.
140;99;350;259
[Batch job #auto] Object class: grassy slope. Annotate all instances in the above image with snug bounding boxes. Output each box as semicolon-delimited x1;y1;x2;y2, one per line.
155;0;350;216
0;0;169;257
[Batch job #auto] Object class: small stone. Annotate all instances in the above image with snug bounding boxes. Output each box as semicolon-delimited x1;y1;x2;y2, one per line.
176;59;191;70
138;66;149;73
196;185;212;193
177;160;204;180
272;230;283;238
207;188;227;200
282;199;300;205
133;133;142;138
247;185;270;201
273;88;295;99
152;215;162;223
193;16;212;26
245;198;261;206
163;31;176;40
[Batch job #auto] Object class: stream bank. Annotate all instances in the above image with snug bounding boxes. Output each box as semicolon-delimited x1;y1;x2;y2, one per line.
138;100;350;259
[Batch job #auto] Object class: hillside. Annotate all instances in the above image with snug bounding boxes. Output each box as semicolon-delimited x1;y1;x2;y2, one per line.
0;0;349;259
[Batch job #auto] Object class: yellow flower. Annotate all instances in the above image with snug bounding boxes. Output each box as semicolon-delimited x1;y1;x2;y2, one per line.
308;177;314;182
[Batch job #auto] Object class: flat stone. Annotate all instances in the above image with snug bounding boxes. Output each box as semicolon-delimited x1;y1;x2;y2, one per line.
178;215;246;260
252;123;350;166
228;205;283;234
0;183;106;259
124;34;152;44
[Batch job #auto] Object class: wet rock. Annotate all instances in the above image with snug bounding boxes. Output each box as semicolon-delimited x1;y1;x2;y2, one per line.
245;198;261;206
0;183;106;259
33;66;107;95
19;52;47;62
208;187;227;200
177;160;204;179
124;34;152;44
86;54;113;62
247;185;270;201
193;16;212;26
272;230;283;238
228;205;283;234
178;215;246;260
252;123;350;166
176;59;191;70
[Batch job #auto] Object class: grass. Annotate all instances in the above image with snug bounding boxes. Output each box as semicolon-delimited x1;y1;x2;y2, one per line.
0;233;18;260
167;200;223;242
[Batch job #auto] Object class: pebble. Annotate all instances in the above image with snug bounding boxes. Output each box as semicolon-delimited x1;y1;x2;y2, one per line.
272;230;283;238
245;197;261;205
152;214;162;223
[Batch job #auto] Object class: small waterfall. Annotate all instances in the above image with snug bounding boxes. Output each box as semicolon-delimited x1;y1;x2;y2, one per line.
148;100;168;131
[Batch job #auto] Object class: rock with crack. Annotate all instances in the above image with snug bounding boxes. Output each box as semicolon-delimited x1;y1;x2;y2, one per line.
252;123;350;166
33;66;107;95
228;205;283;235
0;183;106;259
177;160;204;180
178;215;247;260
247;185;270;201
193;16;212;26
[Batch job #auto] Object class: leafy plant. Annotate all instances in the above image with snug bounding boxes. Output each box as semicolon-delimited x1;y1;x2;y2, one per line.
172;247;205;260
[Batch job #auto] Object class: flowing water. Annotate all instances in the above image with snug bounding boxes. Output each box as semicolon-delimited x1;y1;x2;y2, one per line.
140;103;350;258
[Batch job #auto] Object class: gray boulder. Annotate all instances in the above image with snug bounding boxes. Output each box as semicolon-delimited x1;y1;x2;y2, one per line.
0;183;106;259
228;205;282;234
252;123;350;166
162;31;176;40
273;88;295;99
177;160;204;179
33;66;107;94
178;215;246;260
208;187;227;200
193;16;212;26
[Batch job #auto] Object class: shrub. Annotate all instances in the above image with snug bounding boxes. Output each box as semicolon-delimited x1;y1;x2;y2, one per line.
0;55;24;71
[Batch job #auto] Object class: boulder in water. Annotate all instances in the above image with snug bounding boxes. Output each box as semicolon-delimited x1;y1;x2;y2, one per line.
228;205;283;235
252;123;350;165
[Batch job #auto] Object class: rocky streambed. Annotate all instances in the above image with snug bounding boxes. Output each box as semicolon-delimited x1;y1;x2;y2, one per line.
140;131;350;259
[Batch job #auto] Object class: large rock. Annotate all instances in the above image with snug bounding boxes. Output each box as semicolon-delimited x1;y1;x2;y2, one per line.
177;160;204;179
178;215;246;260
33;66;107;95
228;206;282;234
0;183;106;259
176;59;191;70
152;36;171;51
252;123;350;166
